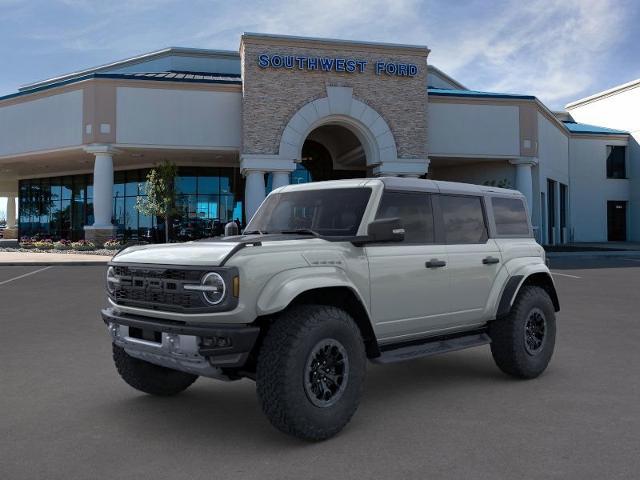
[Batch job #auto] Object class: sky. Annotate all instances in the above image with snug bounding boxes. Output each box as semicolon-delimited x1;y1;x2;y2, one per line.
1;0;640;217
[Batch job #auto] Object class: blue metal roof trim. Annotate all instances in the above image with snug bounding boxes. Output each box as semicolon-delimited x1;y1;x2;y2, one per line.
428;87;536;100
0;72;242;102
562;121;628;135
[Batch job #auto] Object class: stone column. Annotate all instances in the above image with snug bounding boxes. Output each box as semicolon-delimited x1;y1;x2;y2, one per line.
244;170;266;222
271;171;290;190
6;195;16;229
3;195;17;240
510;158;538;217
84;145;118;245
241;154;295;222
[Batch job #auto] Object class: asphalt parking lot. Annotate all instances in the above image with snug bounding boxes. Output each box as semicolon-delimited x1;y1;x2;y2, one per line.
1;257;640;480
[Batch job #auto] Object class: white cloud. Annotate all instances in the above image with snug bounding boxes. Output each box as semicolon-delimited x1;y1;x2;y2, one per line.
4;0;635;109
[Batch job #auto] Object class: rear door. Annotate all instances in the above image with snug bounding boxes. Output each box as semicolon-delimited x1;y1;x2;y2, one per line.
366;190;452;342
437;194;501;326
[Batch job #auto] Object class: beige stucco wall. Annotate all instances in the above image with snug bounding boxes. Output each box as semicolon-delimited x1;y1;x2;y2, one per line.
0;89;83;157
240;35;429;161
427;102;520;157
116;86;242;148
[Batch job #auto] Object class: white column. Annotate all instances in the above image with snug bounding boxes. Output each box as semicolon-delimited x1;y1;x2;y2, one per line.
241;154;295;222
244;170;266;222
6;195;16;229
271;171;290;190
510;158;538;216
88;147;115;227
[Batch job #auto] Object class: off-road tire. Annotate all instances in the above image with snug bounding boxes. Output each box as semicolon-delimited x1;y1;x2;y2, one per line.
112;344;198;396
489;285;556;379
256;304;367;441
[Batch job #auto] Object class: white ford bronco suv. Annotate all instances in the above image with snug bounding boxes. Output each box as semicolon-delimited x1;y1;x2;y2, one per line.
102;178;559;441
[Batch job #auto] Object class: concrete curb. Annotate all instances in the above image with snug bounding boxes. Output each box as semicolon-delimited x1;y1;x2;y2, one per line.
0;261;110;266
547;250;640;258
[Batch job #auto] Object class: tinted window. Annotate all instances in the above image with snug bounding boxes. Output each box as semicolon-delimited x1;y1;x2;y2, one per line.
375;191;434;243
247;188;371;237
440;195;488;244
606;146;626;179
492;197;530;236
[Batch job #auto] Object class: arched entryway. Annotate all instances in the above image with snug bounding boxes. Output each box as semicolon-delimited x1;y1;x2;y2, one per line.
299;124;367;182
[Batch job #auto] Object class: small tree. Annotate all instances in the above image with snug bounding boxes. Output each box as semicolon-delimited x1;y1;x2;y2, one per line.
136;161;178;243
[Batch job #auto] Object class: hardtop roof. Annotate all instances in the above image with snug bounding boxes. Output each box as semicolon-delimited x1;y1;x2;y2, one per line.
274;177;523;197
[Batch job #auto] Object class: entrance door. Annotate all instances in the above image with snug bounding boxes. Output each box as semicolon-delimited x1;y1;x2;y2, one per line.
367;191;451;341
547;179;556;244
607;201;627;241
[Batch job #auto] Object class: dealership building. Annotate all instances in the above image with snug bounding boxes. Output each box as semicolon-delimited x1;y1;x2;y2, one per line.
0;33;637;244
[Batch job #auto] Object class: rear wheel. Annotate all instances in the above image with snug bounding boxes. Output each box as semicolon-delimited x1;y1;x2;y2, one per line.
112;344;198;396
489;286;556;379
256;304;366;441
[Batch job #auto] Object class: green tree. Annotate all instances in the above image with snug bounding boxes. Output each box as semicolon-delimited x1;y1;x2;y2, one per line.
135;161;178;243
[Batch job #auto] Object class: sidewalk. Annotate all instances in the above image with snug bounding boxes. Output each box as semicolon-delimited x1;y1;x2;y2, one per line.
0;251;113;266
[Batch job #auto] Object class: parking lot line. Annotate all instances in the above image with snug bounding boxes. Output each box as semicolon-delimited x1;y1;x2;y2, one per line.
551;271;582;279
0;266;52;286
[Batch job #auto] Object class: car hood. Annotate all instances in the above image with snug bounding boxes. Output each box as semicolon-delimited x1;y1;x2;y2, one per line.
112;241;240;266
110;234;327;266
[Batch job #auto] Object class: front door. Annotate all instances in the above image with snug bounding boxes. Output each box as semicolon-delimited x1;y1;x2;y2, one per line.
366;191;451;342
607;201;627;241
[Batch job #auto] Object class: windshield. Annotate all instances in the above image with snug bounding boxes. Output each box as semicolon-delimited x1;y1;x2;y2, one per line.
245;187;372;237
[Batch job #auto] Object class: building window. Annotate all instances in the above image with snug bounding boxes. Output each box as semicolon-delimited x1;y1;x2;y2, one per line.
18;167;244;242
440;195;488;244
606;146;626;179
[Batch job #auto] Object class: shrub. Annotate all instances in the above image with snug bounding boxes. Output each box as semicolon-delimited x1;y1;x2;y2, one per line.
33;239;54;250
71;240;96;251
54;239;73;250
20;236;35;249
103;238;123;250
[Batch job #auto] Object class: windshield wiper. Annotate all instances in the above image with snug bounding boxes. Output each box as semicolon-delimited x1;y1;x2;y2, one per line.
279;228;320;237
243;230;268;235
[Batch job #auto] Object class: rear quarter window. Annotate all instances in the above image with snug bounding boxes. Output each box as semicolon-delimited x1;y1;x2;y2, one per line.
491;197;530;236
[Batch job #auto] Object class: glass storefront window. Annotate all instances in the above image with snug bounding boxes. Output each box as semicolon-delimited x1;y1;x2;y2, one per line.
18;166;243;242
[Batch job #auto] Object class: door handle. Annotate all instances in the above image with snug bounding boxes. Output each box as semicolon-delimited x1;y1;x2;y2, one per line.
426;259;447;268
482;256;500;265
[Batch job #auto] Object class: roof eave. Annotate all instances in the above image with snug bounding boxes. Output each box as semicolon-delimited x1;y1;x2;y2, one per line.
19;47;240;92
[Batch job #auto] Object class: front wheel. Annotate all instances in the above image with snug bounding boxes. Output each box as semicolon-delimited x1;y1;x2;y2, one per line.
489;286;556;379
256;304;367;441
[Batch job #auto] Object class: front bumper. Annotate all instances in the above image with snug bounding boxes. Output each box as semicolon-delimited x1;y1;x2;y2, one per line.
101;307;260;377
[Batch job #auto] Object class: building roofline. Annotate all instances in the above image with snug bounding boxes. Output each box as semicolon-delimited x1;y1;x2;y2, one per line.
428;88;629;139
428;88;535;100
19;47;240;92
565;78;640;109
427;65;467;90
2;72;241;104
241;32;430;55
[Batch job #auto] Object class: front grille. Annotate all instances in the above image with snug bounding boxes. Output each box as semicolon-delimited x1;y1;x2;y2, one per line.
111;265;211;312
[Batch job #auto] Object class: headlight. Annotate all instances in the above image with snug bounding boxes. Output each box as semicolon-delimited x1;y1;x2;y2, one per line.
184;272;226;305
106;266;119;295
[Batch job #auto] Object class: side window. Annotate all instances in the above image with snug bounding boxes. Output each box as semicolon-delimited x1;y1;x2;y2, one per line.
606;146;626;179
375;191;434;243
492;197;530;236
440;195;488;244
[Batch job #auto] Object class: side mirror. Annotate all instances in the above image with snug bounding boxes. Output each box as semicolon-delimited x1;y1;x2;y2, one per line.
366;217;405;243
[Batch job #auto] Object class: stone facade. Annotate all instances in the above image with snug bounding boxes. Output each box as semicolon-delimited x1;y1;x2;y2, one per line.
240;34;429;163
